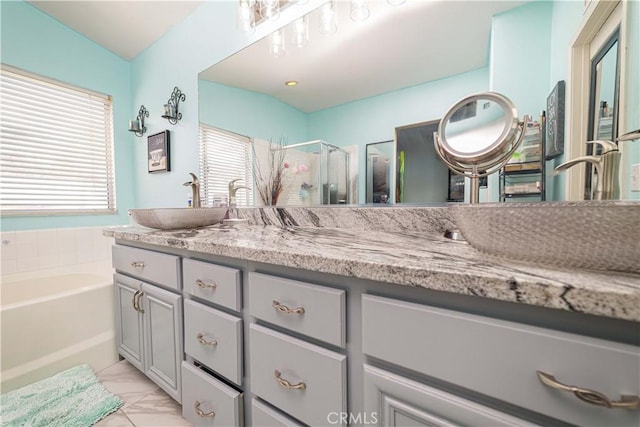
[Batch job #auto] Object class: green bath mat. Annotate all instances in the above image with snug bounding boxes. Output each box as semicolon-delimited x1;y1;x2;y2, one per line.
1;364;123;427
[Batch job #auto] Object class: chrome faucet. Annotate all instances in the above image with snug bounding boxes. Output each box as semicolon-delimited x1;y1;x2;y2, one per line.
183;173;201;208
228;179;251;207
555;140;620;201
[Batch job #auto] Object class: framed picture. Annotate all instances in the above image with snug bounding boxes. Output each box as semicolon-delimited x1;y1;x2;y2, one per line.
147;130;170;173
545;80;565;160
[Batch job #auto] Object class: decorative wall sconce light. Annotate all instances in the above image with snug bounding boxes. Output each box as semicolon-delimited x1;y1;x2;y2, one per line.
128;105;149;137
161;87;186;125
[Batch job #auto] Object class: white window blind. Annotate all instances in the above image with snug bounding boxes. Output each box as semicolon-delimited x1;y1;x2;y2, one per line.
199;123;253;206
0;65;116;215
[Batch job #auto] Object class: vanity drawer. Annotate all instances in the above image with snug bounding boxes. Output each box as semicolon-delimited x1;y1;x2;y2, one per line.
249;324;347;427
112;245;180;290
181;362;243;427
184;299;243;385
248;272;346;347
183;259;241;312
362;294;640;427
251;398;304;427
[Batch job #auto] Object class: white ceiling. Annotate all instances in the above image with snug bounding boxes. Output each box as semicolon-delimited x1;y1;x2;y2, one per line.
27;1;203;60
201;0;528;112
26;0;527;112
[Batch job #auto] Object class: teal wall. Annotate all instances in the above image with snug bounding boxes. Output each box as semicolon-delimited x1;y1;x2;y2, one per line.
198;80;308;144
308;67;490;203
0;1;134;231
488;0;553;202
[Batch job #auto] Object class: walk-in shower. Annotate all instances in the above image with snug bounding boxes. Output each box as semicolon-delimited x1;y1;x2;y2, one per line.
270;140;350;206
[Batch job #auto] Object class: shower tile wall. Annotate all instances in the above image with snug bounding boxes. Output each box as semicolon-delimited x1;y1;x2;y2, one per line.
0;227;113;275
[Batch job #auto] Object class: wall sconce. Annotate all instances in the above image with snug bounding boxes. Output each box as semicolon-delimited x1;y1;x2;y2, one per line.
128;105;148;137
161;87;186;125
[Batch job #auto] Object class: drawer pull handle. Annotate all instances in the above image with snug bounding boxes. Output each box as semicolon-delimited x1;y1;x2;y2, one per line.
272;300;305;315
537;371;640;410
133;289;144;314
196;333;217;347
130;261;145;268
274;370;306;390
194;401;215;418
195;279;217;289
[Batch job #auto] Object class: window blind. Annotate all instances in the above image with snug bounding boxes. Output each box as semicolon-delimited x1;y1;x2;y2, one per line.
0;65;116;215
199;123;254;206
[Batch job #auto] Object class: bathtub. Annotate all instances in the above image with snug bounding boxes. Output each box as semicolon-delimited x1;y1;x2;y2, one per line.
1;266;118;392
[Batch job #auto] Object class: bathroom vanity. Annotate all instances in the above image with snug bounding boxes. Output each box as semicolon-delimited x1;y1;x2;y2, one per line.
105;207;640;427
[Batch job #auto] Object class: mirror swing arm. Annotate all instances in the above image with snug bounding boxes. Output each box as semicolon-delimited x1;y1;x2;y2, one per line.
434;92;531;204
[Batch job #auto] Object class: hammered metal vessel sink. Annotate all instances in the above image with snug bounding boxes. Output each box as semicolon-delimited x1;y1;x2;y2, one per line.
450;201;640;273
129;207;227;230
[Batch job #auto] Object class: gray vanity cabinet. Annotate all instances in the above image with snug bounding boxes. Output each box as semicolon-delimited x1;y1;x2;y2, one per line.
110;240;639;427
112;245;183;403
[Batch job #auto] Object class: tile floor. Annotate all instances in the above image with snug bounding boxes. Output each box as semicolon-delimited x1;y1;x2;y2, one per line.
95;360;192;427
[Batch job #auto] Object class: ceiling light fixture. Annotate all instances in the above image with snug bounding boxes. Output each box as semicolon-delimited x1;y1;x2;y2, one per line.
350;0;370;22
237;0;407;54
285;80;298;86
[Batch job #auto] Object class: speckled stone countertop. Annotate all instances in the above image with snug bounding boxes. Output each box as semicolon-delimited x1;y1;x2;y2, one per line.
105;206;640;322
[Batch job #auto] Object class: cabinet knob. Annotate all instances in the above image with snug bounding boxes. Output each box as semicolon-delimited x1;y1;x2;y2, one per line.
130;261;145;268
537;371;640;410
272;300;305;315
195;279;217;289
194;401;215;418
196;333;217;347
274;370;306;390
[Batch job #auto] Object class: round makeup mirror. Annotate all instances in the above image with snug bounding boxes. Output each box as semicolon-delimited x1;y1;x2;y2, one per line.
434;92;530;203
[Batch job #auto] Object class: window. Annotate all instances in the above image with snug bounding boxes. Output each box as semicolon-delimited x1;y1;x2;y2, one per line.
199;124;254;206
0;65;116;215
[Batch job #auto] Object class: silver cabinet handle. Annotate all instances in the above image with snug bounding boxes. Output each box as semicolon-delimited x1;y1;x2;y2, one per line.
196;279;217;289
274;370;306;390
196;333;217;347
537;371;640;410
272;300;305;315
130;261;145;268
132;289;138;311
194;401;215;418
133;289;144;314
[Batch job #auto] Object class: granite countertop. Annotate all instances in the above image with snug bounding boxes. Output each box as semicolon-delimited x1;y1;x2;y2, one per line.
104;207;640;323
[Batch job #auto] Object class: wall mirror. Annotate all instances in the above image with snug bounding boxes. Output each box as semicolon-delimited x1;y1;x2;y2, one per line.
198;0;635;206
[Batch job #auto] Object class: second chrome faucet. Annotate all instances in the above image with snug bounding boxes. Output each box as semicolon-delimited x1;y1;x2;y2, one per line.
228;179;251;207
555;140;620;201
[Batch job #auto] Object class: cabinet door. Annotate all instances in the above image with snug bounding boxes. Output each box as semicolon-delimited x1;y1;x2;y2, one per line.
364;365;538;427
114;274;144;371
141;283;183;403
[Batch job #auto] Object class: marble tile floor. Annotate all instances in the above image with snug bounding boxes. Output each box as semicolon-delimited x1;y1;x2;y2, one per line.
95;360;192;427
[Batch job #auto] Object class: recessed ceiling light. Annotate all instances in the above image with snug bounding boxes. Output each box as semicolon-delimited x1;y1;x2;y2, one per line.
285;81;298;87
